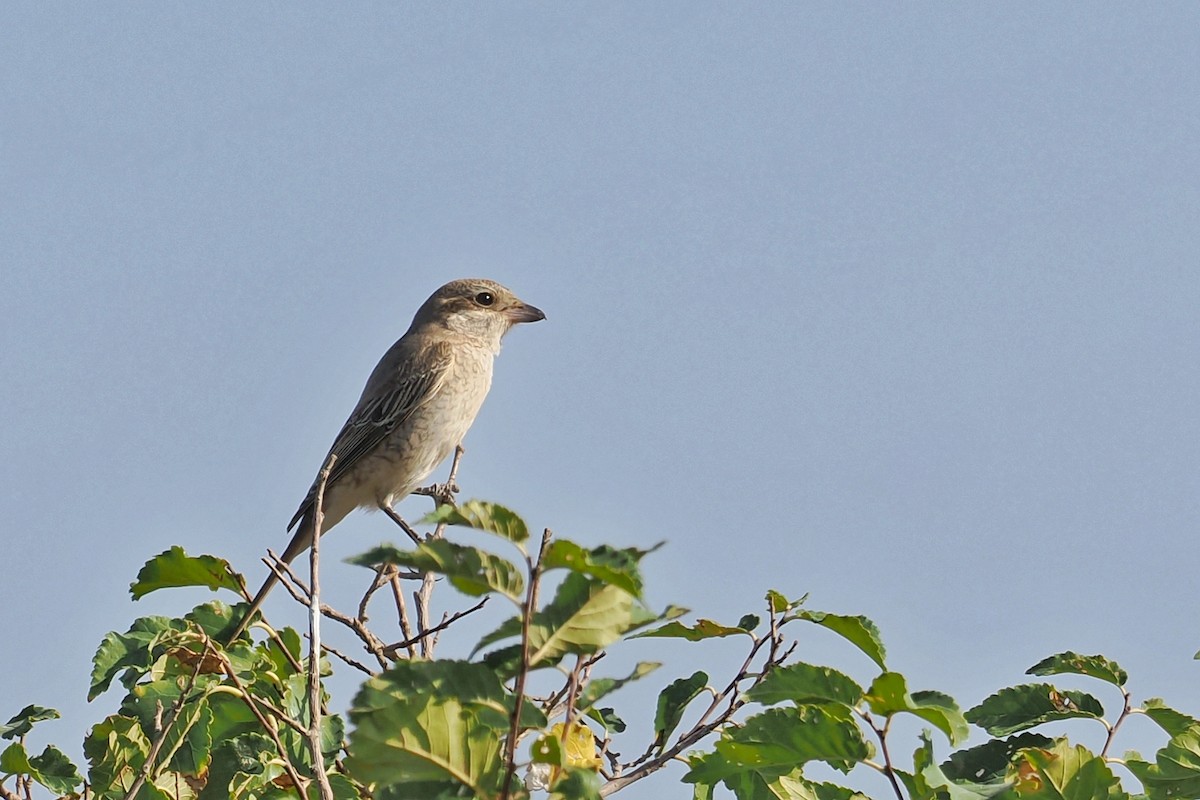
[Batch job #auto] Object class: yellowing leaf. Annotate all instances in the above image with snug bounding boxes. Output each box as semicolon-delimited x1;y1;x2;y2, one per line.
550;722;601;770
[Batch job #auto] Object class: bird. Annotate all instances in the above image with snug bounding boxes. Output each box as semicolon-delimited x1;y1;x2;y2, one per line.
229;278;544;640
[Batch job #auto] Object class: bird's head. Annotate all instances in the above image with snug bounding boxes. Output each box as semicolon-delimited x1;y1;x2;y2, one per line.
412;278;545;349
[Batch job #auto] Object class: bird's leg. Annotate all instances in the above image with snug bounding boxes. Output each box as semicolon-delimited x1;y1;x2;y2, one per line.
414;444;465;507
380;503;422;545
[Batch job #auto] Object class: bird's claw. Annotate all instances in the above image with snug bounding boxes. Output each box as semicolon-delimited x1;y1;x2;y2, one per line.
416;480;460;507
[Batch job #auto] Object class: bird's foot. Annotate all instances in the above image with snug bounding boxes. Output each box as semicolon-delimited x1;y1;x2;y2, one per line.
415;480;460;507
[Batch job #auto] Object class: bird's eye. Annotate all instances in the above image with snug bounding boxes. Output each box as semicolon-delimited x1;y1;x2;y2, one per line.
475;292;495;306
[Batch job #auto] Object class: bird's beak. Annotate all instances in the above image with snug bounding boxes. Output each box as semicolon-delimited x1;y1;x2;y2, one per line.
506;303;546;324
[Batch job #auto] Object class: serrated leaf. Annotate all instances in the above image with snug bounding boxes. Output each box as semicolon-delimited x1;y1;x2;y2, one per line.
1012;740;1125;800
632;618;753;641
965;684;1104;736
346;660;514;796
84;715;153;796
130;547;241;599
865;672;969;745
0;742;84;795
420;499;529;544
655;672;708;747
902;731;1011;800
1135;723;1200;798
746;662;864;708
475;574;657;667
350;540;523;599
791;611;886;669
89;616;184;701
942;732;1055;784
542;539;660;597
1026;652;1128;687
0;705;60;740
685;706;871;783
1142;698;1199;738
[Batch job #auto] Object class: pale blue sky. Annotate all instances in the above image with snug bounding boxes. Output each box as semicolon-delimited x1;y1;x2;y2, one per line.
3;4;1199;797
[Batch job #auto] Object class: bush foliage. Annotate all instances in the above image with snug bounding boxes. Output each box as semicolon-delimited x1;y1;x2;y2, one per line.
3;500;1196;800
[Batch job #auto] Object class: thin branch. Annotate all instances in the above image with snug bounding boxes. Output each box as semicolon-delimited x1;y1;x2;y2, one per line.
321;642;374;676
380;504;422;545
306;453;337;800
266;552;391;669
382;596;489;657
389;569;418;658
859;712;905;800
501;528;554;800
1100;688;1134;759
357;564;392;621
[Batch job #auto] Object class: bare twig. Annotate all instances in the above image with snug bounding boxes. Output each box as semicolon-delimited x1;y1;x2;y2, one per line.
321;642;374;676
305;454;337;800
1100;688;1134;759
266;552;391;670
383;597;489;657
501;528;554;800
859;713;905;800
389;569;418;658
380;504;422;545
357;565;392;621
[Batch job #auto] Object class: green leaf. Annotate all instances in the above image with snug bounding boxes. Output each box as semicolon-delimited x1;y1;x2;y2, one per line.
864;672;969;745
1026;652;1128;688
577;661;661;711
1141;698;1199;738
685;706;871;783
0;705;60;740
942;732;1054;784
130;546;242;599
0;742;84;795
347;660;535;797
766;589;807;614
686;754;868;800
654;672;708;747
791;611;886;669
745;662;863;708
586;707;626;734
965;684;1104;736
89;616;183;701
890;732;1007;800
632;618;754;641
84;715;153;797
1012;740;1125;800
420;499;529;544
350;540;524;600
476;574;657;667
550;767;603;800
1132;723;1200;798
542;539;661;597
530;731;564;767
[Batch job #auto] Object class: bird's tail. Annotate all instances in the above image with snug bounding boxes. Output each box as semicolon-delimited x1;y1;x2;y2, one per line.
226;513;315;642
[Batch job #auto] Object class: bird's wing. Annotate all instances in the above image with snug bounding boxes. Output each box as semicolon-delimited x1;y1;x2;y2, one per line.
288;339;454;530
